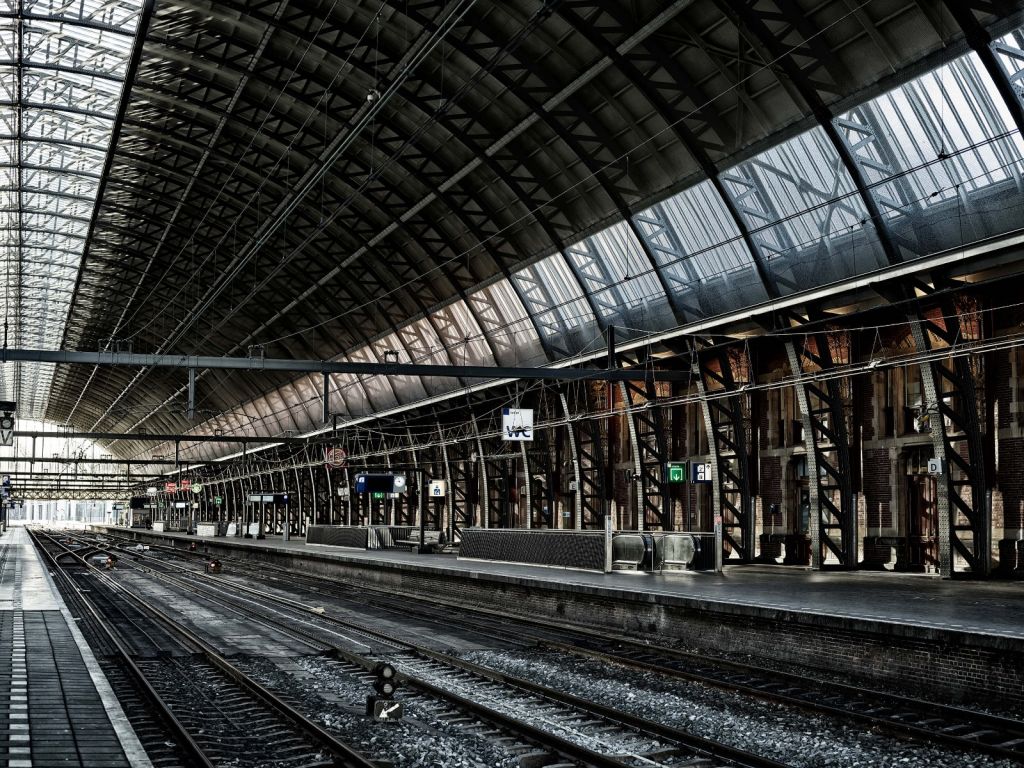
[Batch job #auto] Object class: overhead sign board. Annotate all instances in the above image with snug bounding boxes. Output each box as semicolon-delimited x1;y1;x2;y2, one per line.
0;400;15;447
248;493;289;504
501;408;533;441
165;482;177;493
180;479;191;491
355;474;407;494
147;487;158;495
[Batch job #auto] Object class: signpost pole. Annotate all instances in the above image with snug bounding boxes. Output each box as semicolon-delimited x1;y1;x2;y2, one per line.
419;471;427;550
283;499;290;543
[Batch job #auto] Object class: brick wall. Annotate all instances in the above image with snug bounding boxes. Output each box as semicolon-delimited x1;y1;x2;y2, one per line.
998;437;1024;532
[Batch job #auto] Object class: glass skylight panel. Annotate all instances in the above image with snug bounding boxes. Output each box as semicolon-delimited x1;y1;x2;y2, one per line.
22;70;124;115
371;332;428;402
399;318;452;396
466;280;544;366
431;299;492;368
23;107;113;145
350;345;398;410
838;50;1024;255
0;2;145;418
511;253;597;344
722;126;886;292
635;181;770;318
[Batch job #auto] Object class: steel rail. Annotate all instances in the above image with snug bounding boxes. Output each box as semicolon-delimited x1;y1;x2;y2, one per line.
28;529;215;768
118;530;1024;764
36;530;377;768
109;534;788;768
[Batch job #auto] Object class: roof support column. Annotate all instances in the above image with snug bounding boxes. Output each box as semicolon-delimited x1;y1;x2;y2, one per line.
945;1;1024;140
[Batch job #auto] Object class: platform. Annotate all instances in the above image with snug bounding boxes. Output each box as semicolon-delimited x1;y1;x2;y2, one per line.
103;526;1024;640
0;527;150;768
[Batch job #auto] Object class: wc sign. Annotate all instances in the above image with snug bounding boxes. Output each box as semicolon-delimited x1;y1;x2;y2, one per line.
0;401;15;447
501;408;533;441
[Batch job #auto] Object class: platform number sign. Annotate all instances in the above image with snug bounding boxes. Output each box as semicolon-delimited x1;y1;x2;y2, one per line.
0;401;15;447
691;462;713;483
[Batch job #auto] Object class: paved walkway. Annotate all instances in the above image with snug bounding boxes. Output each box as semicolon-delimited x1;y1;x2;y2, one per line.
0;527;150;768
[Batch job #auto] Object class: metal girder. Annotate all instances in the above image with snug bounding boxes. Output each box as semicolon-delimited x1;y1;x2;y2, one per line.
946;1;1024;143
0;454;173;466
565;383;606;529
4;347;686;382
913;298;991;577
557;390;583;529
12;429;307;446
784;333;855;569
16;489;128;501
619;373;671;531
694;341;754;562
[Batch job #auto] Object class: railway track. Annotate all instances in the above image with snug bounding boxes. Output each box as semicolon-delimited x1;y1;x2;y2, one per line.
69;530;788;768
86;530;1024;764
32;529;375;768
159;537;1024;763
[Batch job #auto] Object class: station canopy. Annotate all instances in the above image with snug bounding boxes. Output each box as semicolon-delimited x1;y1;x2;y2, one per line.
0;0;1022;463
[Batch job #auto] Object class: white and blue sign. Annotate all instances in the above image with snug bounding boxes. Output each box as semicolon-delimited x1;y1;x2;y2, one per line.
501;408;533;441
691;462;713;483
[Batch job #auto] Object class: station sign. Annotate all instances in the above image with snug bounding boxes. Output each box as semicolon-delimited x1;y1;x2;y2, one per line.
325;446;348;468
165;482;177;493
355;473;407;494
147;486;158;495
691;462;713;483
501;408;533;441
248;493;288;503
180;479;191;491
428;480;447;497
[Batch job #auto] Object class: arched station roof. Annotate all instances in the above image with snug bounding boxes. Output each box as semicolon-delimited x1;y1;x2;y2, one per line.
2;0;1023;461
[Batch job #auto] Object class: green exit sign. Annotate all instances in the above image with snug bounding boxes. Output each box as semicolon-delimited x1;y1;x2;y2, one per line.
372;492;385;500
214;496;223;505
666;462;687;483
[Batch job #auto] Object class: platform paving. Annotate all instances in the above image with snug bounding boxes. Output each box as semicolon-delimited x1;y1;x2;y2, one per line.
0;527;150;768
113;526;1024;641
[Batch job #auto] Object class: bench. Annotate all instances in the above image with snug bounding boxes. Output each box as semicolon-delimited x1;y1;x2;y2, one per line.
395;529;445;553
